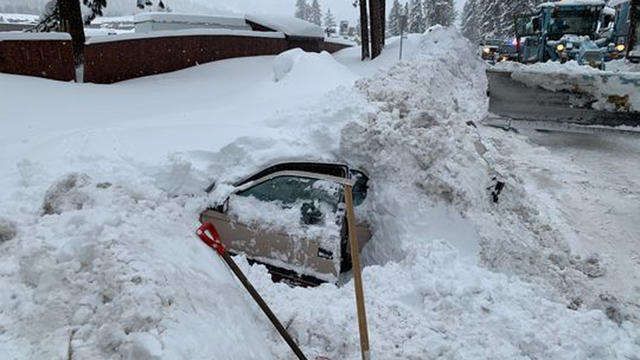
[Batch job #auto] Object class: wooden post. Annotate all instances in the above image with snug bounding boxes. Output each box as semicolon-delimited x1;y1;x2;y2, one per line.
360;0;370;60
344;185;371;360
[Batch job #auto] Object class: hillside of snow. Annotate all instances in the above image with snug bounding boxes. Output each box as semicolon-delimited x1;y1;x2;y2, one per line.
1;28;639;359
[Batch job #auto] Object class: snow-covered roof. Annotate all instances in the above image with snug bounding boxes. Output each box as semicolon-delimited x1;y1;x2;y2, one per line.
537;0;605;8
133;12;247;28
245;14;324;39
85;28;284;45
324;37;356;46
0;31;71;41
0;13;39;24
92;15;134;25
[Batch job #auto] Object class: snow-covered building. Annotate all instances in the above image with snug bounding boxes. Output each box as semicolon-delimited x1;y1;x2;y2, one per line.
134;13;252;33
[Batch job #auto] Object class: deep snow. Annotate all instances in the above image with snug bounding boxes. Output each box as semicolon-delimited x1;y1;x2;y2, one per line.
1;27;639;359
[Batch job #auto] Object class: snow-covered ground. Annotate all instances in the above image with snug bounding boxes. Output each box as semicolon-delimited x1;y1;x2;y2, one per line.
1;28;639;359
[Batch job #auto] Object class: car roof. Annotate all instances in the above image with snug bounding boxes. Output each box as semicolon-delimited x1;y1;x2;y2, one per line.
233;161;365;187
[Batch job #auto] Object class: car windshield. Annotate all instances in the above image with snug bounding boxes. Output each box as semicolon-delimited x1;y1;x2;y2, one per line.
548;10;599;39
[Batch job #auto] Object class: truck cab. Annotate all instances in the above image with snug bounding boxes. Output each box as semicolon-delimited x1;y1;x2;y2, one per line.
515;1;606;68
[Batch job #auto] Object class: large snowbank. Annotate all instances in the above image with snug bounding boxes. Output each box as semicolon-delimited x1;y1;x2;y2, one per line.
202;26;640;358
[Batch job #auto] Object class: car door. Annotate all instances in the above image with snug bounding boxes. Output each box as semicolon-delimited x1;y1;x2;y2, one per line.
202;173;345;283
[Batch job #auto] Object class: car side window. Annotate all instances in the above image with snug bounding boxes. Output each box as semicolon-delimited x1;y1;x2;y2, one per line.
236;175;343;213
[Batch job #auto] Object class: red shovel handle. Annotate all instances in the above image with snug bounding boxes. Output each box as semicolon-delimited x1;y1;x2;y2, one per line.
197;222;226;255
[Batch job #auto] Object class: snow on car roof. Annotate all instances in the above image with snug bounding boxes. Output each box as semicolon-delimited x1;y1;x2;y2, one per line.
245;14;324;38
0;31;71;41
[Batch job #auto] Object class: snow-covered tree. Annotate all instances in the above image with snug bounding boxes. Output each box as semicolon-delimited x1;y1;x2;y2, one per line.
324;8;337;34
461;0;543;43
408;0;426;33
83;0;107;24
387;0;403;36
34;0;60;32
424;0;456;27
295;0;310;21
309;0;322;25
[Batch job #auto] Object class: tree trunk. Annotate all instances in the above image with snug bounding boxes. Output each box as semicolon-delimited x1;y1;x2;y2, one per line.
380;0;386;48
58;0;85;65
369;0;383;58
360;0;370;60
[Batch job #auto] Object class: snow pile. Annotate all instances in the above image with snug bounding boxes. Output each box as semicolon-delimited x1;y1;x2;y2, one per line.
0;218;17;243
273;48;356;85
0;167;279;359
494;60;640;112
199;26;640;359
341;27;622;312
42;173;93;215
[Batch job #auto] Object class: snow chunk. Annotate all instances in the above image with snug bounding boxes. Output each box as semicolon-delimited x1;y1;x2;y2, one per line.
246;14;324;38
273;48;356;84
0;217;17;243
42;173;92;215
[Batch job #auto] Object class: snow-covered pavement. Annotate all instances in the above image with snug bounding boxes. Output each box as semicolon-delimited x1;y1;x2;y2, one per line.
1;28;639;359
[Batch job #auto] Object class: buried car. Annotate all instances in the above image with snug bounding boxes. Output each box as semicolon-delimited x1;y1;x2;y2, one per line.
200;162;371;287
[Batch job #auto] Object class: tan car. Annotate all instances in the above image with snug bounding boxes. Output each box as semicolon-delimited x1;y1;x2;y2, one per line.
200;162;371;287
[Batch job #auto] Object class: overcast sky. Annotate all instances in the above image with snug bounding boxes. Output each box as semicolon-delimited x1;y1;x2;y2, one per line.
1;0;468;25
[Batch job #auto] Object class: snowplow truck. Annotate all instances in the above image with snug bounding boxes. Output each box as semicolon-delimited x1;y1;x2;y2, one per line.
515;0;606;69
485;0;640;133
599;0;640;62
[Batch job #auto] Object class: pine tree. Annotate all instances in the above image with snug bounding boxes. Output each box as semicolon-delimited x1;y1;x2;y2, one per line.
295;0;309;20
387;0;402;36
82;0;107;25
461;0;542;43
324;8;337;35
309;0;322;25
408;0;426;33
424;0;456;27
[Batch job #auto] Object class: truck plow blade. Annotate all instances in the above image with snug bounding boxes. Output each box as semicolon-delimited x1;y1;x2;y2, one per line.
486;69;640;131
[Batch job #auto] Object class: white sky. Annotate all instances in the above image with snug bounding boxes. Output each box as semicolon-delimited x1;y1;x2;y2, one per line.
1;0;467;25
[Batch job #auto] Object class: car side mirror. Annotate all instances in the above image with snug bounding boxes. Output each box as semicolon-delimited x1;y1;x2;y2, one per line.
300;202;323;225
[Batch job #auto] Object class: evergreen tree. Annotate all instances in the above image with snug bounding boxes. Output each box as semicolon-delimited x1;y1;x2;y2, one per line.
309;0;322;25
83;0;107;24
461;0;542;43
424;0;456;27
387;0;402;36
324;8;337;34
295;0;309;20
408;0;426;33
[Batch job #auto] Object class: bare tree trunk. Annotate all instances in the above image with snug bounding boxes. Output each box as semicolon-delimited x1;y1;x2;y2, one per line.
369;0;382;58
381;0;386;48
58;0;85;65
360;0;370;60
